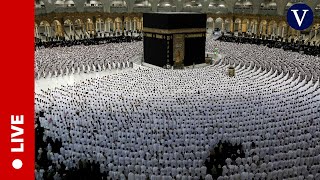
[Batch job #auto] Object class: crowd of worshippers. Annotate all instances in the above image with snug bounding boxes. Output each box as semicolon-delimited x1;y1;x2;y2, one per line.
204;141;245;179
35;41;142;79
35;112;108;180
35;35;143;49
35;58;320;180
218;35;320;56
34;37;320;179
206;39;320;81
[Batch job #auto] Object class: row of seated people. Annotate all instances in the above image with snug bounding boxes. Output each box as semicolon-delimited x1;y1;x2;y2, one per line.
35;58;320;179
218;35;320;56
35;60;134;79
35;41;142;79
206;39;320;82
35;35;143;49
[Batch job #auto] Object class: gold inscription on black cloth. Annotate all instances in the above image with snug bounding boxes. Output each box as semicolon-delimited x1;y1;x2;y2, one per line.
156;34;163;39
185;33;204;38
144;33;152;37
173;34;185;67
167;40;170;64
143;27;206;34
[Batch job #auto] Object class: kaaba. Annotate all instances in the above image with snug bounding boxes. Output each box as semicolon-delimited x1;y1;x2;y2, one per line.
143;12;206;68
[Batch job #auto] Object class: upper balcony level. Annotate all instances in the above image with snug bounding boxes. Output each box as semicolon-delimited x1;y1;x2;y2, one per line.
35;0;320;17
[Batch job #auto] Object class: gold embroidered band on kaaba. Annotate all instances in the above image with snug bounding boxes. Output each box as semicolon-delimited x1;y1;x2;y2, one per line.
143;32;205;39
143;27;206;34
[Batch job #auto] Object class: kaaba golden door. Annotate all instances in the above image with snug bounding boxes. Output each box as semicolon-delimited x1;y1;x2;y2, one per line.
173;34;185;68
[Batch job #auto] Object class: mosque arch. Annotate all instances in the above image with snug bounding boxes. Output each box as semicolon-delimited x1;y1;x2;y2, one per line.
309;23;320;44
248;19;258;34
133;17;140;31
124;17;132;31
241;19;249;33
268;20;277;36
234;18;241;32
105;18;113;32
63;19;74;39
95;18;104;33
85;18;95;37
278;21;287;38
214;17;223;31
207;17;214;32
114;17;123;32
224;18;232;32
74;19;85;39
259;20;267;36
38;21;51;39
51;20;63;38
74;19;84;27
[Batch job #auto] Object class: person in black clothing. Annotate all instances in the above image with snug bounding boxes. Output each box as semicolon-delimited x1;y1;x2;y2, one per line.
36;35;142;49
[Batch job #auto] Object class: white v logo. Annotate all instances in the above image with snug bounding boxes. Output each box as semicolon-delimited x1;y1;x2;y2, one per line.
291;9;309;27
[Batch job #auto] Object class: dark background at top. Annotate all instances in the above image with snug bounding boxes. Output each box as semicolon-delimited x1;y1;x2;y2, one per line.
143;13;206;29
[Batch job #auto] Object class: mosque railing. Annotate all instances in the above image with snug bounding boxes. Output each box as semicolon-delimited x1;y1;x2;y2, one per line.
110;7;128;13
84;6;103;12
133;7;152;13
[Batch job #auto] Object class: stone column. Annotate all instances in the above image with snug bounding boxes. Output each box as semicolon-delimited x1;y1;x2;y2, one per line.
224;0;237;13
101;0;111;12
86;22;89;34
252;0;263;14
59;24;64;38
35;26;38;38
201;0;209;13
45;26;49;37
74;0;86;12
222;22;225;32
141;19;143;30
257;21;261;36
48;26;52;37
176;0;183;12
129;20;132;31
275;0;287;16
43;0;56;13
230;21;234;33
151;0;160;12
125;0;135;12
246;21;249;33
309;30;312;40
